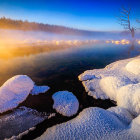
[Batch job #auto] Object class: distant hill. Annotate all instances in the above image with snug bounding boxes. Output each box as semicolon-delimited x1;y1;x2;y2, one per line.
1;17;138;39
0;17;117;37
0;17;96;36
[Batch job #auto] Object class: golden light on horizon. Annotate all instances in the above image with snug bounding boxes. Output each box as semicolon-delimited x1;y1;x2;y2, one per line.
55;41;60;45
105;39;130;45
106;40;110;43
121;39;130;45
114;41;120;45
137;40;140;45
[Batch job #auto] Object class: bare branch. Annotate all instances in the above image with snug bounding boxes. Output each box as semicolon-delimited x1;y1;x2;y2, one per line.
119;15;128;19
117;7;135;38
120;11;128;16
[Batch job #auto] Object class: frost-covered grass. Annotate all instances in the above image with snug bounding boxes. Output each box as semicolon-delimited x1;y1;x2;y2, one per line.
0;106;55;140
52;91;79;117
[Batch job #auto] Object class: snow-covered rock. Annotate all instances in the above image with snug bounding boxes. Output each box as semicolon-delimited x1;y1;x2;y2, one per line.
30;85;50;95
0;106;55;140
0;75;34;113
52;91;79;117
79;56;140;116
36;107;140;140
0;75;50;113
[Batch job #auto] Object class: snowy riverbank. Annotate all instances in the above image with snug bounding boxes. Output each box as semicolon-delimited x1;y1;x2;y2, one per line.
0;55;140;139
36;55;140;140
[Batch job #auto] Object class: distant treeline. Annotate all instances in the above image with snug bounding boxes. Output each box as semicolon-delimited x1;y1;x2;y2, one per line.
0;17;95;35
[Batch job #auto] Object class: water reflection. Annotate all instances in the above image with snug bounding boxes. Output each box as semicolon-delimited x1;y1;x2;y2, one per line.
0;40;99;59
0;43;139;85
0;42;139;112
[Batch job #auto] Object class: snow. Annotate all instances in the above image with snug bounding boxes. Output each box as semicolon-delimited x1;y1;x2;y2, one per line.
117;83;140;116
36;107;140;140
5;127;35;140
0;106;55;140
99;76;126;101
79;56;140;116
108;106;133;125
30;85;50;95
0;75;34;114
0;75;50;113
126;59;140;75
52;91;79;117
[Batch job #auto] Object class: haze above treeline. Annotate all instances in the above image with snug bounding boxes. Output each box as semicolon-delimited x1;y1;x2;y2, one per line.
0;17;140;41
0;17;131;35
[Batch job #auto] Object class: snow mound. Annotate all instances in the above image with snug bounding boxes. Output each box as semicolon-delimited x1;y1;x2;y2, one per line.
126;59;140;75
52;91;79;117
30;85;50;95
0;106;55;140
99;76;128;101
0;75;50;113
130;115;140;137
117;83;140;116
0;75;34;113
36;107;140;140
79;56;140;116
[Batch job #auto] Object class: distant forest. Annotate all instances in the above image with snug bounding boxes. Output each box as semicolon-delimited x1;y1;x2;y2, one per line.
0;17;96;35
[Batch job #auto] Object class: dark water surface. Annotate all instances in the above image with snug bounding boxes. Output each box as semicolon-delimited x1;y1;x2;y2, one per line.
0;43;139;110
0;42;139;139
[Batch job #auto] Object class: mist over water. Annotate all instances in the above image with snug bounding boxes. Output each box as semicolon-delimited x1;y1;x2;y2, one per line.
0;28;139;94
1;29;140;46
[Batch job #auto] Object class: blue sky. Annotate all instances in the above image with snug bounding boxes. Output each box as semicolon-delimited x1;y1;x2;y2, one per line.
0;0;140;31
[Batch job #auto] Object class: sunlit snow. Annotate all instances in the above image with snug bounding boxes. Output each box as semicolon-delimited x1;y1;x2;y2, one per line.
0;75;50;113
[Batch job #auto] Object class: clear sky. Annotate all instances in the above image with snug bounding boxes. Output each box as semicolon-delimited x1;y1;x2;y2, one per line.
0;0;140;31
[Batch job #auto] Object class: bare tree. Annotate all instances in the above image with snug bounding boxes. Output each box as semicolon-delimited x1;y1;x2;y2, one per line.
117;7;135;38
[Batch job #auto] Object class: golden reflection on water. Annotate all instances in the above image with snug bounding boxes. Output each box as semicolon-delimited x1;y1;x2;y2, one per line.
0;39;100;59
0;44;85;85
0;38;139;86
0;39;140;60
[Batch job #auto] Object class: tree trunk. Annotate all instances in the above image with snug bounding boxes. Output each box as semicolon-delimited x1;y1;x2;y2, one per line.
131;28;135;38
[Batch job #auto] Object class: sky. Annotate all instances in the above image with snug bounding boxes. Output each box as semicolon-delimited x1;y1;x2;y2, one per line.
0;0;140;31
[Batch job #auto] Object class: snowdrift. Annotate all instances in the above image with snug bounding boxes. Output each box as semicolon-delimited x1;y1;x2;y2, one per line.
79;55;140;116
36;107;140;140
